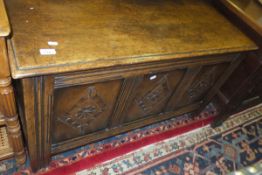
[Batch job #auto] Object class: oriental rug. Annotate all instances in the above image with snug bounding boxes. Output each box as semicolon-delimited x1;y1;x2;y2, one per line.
72;104;262;175
1;104;262;174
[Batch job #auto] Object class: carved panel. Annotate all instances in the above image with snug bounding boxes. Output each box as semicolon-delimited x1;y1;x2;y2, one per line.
124;69;185;123
176;63;228;108
187;70;215;100
135;76;171;114
57;86;106;134
52;80;121;143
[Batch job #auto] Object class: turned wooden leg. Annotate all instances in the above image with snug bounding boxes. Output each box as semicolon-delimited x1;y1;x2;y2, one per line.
0;77;26;165
0;38;26;165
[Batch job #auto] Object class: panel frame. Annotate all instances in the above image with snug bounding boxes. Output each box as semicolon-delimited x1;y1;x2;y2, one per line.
51;53;240;152
52;78;123;143
18;52;244;171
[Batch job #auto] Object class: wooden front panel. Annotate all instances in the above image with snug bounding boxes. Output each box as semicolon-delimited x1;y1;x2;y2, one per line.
16;52;243;172
171;63;229;109
52;80;121;143
123;69;185;123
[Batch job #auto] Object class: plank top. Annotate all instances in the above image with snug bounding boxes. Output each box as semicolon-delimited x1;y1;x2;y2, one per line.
5;0;257;78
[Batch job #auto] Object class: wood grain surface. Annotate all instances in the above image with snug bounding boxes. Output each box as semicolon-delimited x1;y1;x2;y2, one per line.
0;0;10;36
5;0;257;78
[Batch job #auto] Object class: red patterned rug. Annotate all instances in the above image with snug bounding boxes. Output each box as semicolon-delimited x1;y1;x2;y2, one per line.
5;104;262;174
75;104;261;175
10;104;216;175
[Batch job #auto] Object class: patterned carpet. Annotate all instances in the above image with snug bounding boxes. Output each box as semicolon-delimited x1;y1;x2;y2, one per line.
74;104;262;175
0;104;261;174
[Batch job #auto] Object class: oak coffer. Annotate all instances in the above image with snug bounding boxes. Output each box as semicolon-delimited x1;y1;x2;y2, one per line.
0;0;257;171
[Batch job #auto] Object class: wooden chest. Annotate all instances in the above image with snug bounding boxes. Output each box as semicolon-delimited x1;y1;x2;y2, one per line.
2;0;257;171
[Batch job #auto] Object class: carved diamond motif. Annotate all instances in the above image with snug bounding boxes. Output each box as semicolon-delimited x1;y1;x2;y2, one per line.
188;70;215;100
58;86;106;134
135;76;172;114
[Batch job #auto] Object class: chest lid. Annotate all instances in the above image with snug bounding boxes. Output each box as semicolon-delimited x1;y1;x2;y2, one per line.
5;0;257;78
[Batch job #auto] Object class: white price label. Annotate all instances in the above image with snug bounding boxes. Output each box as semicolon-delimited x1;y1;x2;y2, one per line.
39;49;56;55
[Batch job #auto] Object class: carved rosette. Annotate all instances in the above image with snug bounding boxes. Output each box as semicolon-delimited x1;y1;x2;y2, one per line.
58;86;106;134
